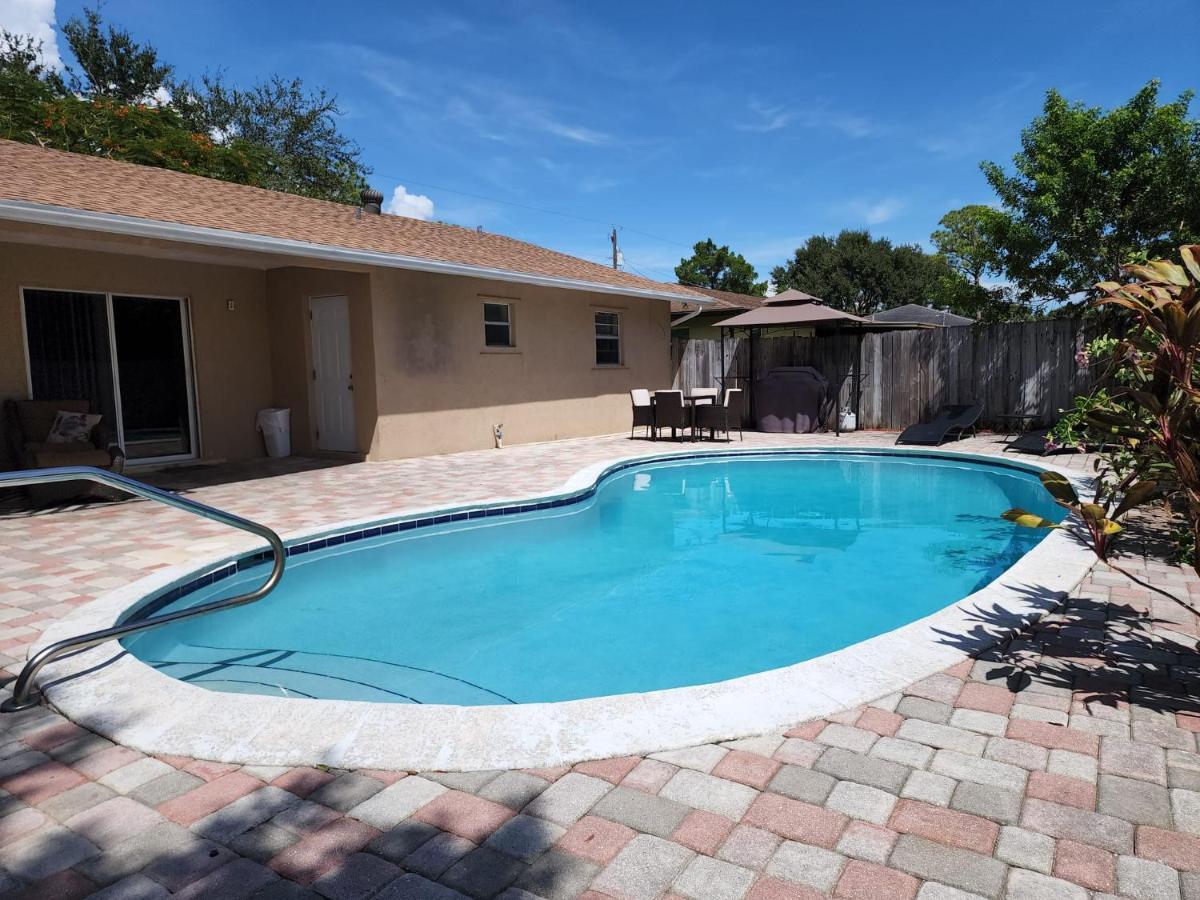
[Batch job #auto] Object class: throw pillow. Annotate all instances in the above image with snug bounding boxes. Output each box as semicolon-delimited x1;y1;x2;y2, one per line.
46;410;102;444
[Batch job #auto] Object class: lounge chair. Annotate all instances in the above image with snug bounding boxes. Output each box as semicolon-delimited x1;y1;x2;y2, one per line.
895;403;982;446
1004;428;1083;456
652;390;689;441
695;388;744;442
630;389;653;439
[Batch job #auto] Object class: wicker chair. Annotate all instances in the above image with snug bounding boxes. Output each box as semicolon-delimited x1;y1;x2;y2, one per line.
652;390;689;441
3;399;126;504
695;388;744;442
630;389;654;439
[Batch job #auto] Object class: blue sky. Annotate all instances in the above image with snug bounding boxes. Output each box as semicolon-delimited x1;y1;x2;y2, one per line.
7;0;1199;285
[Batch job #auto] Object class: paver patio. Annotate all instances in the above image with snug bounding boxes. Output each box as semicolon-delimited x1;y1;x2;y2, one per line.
2;431;1198;899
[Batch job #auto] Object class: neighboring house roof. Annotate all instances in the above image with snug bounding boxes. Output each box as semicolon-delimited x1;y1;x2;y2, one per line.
670;285;769;314
0;140;705;303
869;304;975;327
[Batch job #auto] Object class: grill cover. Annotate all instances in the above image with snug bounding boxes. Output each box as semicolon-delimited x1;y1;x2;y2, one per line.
754;367;829;433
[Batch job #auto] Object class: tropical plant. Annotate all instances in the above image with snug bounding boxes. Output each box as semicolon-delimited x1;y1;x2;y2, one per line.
1005;245;1200;608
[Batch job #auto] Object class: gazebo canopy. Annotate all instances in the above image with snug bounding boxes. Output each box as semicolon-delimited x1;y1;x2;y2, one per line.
717;294;920;332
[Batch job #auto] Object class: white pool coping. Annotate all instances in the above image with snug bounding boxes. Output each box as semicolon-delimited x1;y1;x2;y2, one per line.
32;445;1097;771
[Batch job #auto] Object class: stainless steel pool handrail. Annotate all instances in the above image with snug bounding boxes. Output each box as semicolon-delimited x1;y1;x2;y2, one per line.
0;466;285;712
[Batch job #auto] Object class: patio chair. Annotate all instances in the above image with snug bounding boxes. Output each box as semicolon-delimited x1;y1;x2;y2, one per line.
690;388;719;406
1004;427;1083;457
895;402;982;446
3;398;126;504
695;388;744;442
630;389;654;439
652;390;689;441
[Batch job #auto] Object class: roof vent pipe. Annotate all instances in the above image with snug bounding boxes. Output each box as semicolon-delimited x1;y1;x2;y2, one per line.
360;188;384;214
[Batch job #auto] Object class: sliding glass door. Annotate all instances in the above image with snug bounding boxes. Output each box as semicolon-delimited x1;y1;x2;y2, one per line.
22;289;197;463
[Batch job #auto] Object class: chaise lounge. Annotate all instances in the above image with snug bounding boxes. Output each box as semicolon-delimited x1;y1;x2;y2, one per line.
895;403;982;446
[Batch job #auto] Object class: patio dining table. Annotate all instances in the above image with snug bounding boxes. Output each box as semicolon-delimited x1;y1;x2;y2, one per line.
648;390;718;440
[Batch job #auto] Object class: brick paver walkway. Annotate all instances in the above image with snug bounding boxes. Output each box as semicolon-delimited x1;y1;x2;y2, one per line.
4;432;1197;899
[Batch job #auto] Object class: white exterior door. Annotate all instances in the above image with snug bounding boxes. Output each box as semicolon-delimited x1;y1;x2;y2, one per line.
309;296;356;452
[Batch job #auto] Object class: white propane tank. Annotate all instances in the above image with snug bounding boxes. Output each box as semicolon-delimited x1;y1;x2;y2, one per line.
840;408;857;432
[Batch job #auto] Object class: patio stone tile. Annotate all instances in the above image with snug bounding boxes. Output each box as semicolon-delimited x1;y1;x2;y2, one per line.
835;820;898;864
1117;854;1182;900
948;782;1022;825
346;775;447;830
7;869;97;900
590;784;691;838
1027;771;1095;810
673;854;755;900
718;824;781;870
175;857;278;900
834;859;920;900
231;822;302;863
856;707;904;736
412;789;515;843
590;834;694;900
764;840;846;892
1021;798;1134;854
783;722;826;741
742;792;848;849
905;675;965;706
138;834;239;893
722;735;786;757
555;814;636;866
1174;788;1200;835
514;849;598;900
815;748;911;793
947;710;1007;737
620;759;678;794
872;737;935;770
1101;736;1168;784
0;805;48;846
307;773;385;813
403;831;477;879
74;821;199;886
671;809;735;856
1;759;87;805
825;780;898;825
426;770;501;793
64;795;164;848
573;756;641;784
479;770;550;810
375;872;470;900
1005;869;1087;900
366;819;440;863
1046;749;1098;783
268;817;381;886
773;738;823;768
744;875;825;900
271;799;342;835
955;683;1015;716
888;799;998;855
983;736;1049;772
1136;825;1200;872
995;825;1054;874
156;770;263;826
88;873;171;900
928;750;1026;792
1053;838;1116;892
887;835;1007;898
1007;721;1099;756
815;723;878;753
522;773;612;826
272;767;338;799
191;785;301;841
649;744;728;773
712;750;783;790
895;721;987;756
125;769;205;806
1098;774;1171;826
441;846;525;897
659;769;759;820
767;766;835;805
484;813;565;863
70;745;142;779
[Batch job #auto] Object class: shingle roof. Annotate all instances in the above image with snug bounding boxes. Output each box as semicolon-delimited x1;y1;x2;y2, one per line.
0;140;704;301
669;284;769;313
868;303;975;326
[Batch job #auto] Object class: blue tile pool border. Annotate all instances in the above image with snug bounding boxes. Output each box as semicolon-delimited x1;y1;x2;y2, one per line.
123;446;1052;625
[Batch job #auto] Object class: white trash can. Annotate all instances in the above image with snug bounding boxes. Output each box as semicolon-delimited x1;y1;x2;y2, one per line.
256;408;292;458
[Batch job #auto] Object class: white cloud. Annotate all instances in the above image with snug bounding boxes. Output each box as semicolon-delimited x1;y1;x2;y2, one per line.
863;198;904;225
738;99;878;138
383;185;435;220
0;0;61;69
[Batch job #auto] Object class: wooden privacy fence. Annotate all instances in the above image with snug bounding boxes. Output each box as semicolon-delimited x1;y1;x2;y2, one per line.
670;319;1094;430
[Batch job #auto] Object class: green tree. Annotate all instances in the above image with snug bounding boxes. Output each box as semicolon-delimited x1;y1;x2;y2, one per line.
172;74;369;204
931;205;1009;287
771;229;969;318
981;80;1200;303
676;238;767;296
61;6;172;103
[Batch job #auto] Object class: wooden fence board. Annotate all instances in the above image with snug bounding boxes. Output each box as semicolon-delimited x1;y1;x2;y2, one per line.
670;318;1093;430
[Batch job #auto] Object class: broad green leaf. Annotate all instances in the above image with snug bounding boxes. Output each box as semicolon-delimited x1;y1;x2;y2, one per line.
1002;509;1060;529
1039;471;1078;504
1079;502;1107;523
1112;480;1157;520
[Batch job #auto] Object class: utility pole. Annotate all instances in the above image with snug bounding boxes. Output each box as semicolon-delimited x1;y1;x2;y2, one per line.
610;227;619;270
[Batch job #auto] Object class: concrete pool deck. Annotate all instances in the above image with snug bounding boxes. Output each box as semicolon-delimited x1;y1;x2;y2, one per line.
5;432;1200;898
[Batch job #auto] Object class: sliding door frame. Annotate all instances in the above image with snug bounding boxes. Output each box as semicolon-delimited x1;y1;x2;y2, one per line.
19;285;201;467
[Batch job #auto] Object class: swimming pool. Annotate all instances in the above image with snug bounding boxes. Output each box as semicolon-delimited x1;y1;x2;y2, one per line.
121;451;1063;706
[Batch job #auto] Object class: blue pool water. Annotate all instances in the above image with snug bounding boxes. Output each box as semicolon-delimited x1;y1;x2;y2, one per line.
122;453;1062;705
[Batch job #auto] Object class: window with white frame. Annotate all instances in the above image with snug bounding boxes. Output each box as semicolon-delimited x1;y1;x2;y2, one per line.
483;301;514;347
594;311;621;365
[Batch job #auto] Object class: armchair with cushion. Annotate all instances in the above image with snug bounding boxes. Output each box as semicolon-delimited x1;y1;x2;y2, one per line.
3;399;126;503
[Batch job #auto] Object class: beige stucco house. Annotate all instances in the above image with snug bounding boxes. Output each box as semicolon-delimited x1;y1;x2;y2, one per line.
0;140;706;469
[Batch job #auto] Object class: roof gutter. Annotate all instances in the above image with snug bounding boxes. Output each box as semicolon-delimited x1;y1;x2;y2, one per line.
0;200;711;305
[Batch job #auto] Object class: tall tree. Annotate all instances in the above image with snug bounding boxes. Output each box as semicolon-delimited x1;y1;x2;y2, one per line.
981;80;1200;303
771;230;964;317
676;238;767;296
61;6;172;103
172;74;369;204
931;205;1009;287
